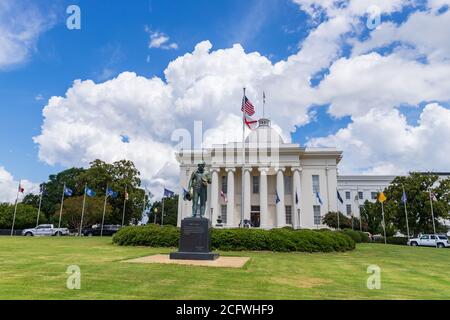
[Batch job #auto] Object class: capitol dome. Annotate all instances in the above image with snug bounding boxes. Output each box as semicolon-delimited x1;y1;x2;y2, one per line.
245;118;284;145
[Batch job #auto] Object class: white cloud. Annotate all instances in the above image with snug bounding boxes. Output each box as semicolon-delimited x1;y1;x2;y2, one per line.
0;0;54;69
307;103;450;174
0;166;39;203
145;26;178;50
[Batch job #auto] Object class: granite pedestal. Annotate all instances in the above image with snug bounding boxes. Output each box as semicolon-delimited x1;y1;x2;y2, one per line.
170;217;219;261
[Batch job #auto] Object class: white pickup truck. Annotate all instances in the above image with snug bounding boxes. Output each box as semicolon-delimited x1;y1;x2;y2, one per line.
22;224;70;237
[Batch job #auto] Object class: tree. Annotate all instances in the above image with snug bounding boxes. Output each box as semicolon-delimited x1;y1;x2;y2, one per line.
0;203;45;229
54;196;112;230
322;212;351;229
384;173;450;235
20;159;148;226
78;159;146;225
149;195;178;226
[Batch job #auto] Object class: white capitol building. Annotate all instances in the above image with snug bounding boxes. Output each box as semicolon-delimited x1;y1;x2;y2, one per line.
176;118;397;229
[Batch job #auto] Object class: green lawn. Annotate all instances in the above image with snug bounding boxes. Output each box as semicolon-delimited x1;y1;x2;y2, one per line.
0;237;449;300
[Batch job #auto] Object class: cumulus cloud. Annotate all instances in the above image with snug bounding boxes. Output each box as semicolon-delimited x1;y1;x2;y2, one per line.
0;166;39;203
145;26;178;50
308;103;450;174
34;0;450;199
0;0;55;69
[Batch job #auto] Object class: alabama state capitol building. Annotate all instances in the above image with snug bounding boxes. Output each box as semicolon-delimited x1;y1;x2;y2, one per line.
176;118;396;229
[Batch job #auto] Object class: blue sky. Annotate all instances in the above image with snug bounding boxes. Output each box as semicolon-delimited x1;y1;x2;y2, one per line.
1;0;450;199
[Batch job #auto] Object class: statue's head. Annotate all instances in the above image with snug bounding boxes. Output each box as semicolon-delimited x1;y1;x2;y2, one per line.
198;161;206;173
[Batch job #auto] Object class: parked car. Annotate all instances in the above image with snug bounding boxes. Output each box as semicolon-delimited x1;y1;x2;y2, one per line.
22;224;69;237
407;234;450;248
82;224;121;236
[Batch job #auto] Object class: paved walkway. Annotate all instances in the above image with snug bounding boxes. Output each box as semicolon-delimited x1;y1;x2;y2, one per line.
122;254;250;268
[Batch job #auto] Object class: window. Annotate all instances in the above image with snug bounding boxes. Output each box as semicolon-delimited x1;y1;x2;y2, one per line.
313;205;321;225
430;235;436;240
285;206;292;225
221;205;227;224
420;235;429;240
252;175;260;194
284;175;292;194
371;192;378;200
346;204;352;216
358;191;364;200
312;175;320;194
221;175;227;193
345;191;351;200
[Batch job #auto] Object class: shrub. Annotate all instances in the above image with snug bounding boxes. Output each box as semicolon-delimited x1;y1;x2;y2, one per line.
113;225;355;253
358;231;371;243
113;224;179;247
373;236;408;245
341;229;362;243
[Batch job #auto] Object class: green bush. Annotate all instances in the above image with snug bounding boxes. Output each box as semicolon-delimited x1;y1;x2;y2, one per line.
113;225;355;253
112;224;179;247
373;236;408;245
341;229;362;243
358;231;371;243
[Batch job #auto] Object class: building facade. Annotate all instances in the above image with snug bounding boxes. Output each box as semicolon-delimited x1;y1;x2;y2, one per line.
176;118;448;230
177;118;342;229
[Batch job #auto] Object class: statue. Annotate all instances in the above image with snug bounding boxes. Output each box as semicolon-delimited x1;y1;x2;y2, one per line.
187;161;211;218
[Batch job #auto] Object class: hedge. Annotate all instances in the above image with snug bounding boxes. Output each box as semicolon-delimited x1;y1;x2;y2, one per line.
373;236;408;245
340;229;371;243
113;225;355;253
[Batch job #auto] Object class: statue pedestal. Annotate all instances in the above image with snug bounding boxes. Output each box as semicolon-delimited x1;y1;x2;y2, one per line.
170;217;219;261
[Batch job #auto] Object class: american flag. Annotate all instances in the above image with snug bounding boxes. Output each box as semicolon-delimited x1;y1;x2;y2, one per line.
241;96;255;116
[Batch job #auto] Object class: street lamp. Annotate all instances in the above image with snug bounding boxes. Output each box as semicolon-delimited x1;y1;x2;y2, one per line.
154;208;158;224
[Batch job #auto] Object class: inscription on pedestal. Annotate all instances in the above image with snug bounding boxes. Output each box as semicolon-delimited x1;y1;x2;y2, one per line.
170;217;219;261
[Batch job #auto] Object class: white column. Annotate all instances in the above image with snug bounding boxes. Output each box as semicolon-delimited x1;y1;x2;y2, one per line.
244;167;252;222
259;168;269;229
226;168;235;227
292;167;302;229
211;168;219;223
276;168;286;228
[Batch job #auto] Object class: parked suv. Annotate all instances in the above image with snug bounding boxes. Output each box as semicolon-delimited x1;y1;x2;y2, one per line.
82;224;121;236
22;224;69;237
407;234;450;248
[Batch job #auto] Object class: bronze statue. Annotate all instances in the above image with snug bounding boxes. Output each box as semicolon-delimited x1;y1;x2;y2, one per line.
187;161;211;218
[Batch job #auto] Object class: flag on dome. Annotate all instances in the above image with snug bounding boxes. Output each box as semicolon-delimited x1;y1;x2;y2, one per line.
244;114;258;130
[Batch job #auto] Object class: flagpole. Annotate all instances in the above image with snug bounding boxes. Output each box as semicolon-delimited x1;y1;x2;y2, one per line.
241;87;246;228
122;185;127;227
36;184;44;227
79;183;87;236
429;188;437;248
161;196;165;226
10;181;21;237
58;183;66;230
101;184;108;237
142;189;147;225
263;91;266;118
402;185;410;239
381;200;387;245
357;187;362;231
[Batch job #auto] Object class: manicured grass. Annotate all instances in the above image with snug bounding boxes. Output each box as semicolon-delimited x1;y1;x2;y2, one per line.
0;237;449;300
